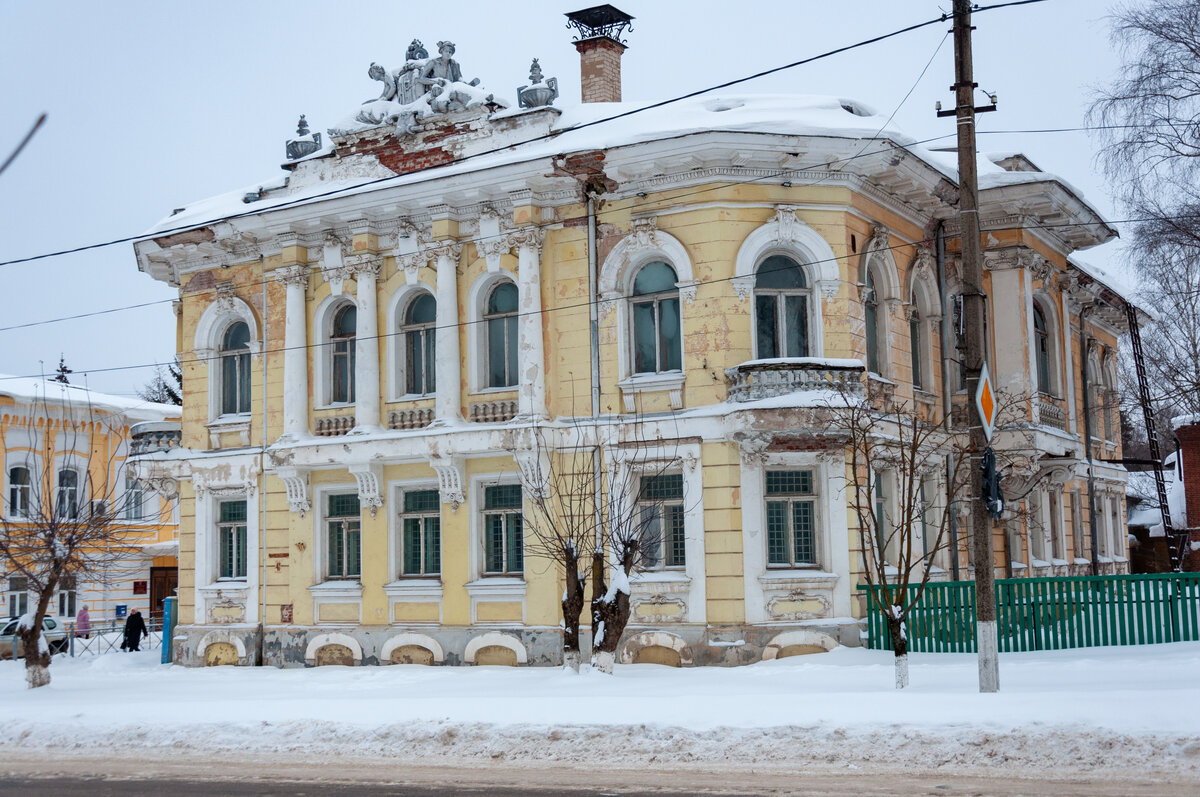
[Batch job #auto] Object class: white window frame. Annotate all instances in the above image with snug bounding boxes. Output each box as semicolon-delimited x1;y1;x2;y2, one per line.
751;254;814;361
1030;293;1062;398
6;463;33;520
193;295;260;424
742;451;850;623
312;295;359;409
385;284;438;401
194;485;259;623
55;467;81;520
391;481;442;580
466;271;520;394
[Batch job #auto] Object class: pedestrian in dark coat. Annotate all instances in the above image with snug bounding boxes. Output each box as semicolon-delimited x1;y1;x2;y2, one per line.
122;609;148;652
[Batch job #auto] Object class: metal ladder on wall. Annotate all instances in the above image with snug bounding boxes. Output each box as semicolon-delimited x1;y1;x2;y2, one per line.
1125;303;1188;570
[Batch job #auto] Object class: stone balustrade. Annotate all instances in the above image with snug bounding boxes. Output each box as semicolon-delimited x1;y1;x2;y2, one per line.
314;415;354;436
388;407;434;430
130;421;182;455
724;359;865;403
1035;395;1068;431
469;399;518;423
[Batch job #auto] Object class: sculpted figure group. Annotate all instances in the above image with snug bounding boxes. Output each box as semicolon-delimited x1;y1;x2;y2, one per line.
357;39;487;124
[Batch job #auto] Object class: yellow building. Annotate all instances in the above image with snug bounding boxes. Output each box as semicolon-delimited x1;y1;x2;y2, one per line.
1;375;180;626
130;19;1133;667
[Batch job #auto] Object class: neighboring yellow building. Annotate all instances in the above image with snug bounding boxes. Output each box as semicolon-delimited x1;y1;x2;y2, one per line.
129;20;1133;667
1;375;180;626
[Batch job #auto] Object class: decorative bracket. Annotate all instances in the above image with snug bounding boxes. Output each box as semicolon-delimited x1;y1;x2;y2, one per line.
348;463;384;516
276;466;311;515
430;455;465;510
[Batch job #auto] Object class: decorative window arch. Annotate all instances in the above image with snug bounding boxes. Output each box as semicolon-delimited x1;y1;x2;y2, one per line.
903;251;941;395
598;219;696;383
1031;293;1062;398
1101;351;1118;443
463;631;528;664
753;255;812;359
733;208;839;359
859;230;901;378
466;271;519;393
484;281;519;388
630;261;682;374
384;282;436;401
193;296;260;423
1086;348;1103;441
313;295;358;407
401;291;437;396
219;322;251;415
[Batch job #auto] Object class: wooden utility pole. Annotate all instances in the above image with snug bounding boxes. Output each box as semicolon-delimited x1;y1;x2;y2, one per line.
945;0;1000;692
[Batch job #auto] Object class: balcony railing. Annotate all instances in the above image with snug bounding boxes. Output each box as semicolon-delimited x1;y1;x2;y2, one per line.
129;421;182;455
1034;395;1068;432
725;358;865;403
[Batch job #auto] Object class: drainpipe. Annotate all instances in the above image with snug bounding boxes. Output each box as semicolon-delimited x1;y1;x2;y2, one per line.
1079;306;1100;575
259;254;268;665
587;193;605;608
936;222;960;580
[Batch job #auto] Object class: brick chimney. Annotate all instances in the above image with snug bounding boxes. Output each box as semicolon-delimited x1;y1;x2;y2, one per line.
566;5;634;103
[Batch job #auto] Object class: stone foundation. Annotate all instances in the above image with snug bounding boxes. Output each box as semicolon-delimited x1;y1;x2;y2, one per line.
171;619;864;668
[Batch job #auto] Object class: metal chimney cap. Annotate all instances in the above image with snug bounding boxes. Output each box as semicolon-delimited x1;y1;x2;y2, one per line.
565;5;634;43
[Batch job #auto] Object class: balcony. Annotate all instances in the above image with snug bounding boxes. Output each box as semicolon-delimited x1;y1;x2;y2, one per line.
130;421;182;455
725;358;865;403
1034;394;1068;432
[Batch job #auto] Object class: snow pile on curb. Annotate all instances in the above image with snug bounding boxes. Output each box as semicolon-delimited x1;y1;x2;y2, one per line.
3;644;1200;776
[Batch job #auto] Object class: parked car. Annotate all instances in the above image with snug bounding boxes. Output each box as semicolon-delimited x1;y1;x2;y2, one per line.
0;617;68;659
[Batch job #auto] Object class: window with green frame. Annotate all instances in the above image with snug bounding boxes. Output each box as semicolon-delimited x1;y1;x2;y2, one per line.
635;472;685;570
400;489;441;576
218;499;247;580
765;470;817;567
482;484;523;574
326;493;361;579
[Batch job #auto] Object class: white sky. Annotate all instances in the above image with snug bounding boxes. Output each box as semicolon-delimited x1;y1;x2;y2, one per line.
0;0;1128;396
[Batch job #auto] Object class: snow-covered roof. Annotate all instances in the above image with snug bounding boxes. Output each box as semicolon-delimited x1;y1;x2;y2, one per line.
0;374;180;424
145;93;953;235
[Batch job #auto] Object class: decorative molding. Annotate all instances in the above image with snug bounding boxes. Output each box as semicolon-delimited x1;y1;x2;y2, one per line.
430;455;465;509
732;431;773;468
626;216;659;252
982;246;1039;272
276;466;311;515
321;231;354;296
273;264;310;288
345;252;382;278
506;225;546;253
676;279;699;304
348;463;384;516
513;449;549;500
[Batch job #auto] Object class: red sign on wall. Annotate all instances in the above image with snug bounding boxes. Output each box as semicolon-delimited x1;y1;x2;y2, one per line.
132;581;148;595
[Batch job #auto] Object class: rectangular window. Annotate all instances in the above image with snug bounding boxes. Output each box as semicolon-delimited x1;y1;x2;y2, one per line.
765;470;818;567
218;500;248;580
58;576;76;618
635;472;686;570
910;315;923;391
1071;490;1084;559
755;295;778;359
873;471;891;556
482;484;523;575
8;577;27;618
326;493;361;579
1050;490;1065;561
125;473;145;521
400;489;441;577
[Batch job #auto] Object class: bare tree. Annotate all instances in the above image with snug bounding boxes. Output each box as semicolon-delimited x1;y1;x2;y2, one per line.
505;423;597;672
1090;1;1200;423
828;391;972;688
508;415;687;674
0;388;149;688
137;358;183;406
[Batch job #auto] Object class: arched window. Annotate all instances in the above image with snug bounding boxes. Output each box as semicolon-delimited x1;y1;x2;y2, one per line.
909;302;923;391
220;322;251;415
8;466;30;518
56;469;78;520
402;293;436;396
331;304;357;404
1033;304;1051;395
754;255;809;359
485;282;519;388
631;261;681;374
864;269;882;375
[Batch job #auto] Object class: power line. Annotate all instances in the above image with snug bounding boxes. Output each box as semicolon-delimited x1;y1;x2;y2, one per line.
0;212;1143;385
0;12;958;270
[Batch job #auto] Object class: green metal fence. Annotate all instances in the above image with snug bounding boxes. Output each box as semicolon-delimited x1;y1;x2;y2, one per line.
858;572;1200;653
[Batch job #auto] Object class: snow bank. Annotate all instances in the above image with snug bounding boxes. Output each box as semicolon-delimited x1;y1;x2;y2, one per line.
4;644;1200;776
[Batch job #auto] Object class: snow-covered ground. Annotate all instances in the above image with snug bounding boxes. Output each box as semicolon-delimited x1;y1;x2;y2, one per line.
3;643;1200;778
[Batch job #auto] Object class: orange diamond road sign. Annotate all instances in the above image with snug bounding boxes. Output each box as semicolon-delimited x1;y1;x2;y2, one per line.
975;360;996;442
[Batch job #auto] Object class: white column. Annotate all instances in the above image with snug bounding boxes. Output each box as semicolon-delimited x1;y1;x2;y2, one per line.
276;265;310;441
351;255;382;432
513;228;547;419
432;241;463;423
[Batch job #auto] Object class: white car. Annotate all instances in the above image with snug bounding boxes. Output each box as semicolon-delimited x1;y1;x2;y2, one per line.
0;616;69;659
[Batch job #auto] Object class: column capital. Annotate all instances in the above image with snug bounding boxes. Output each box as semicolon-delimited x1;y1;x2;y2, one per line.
273;264;310;287
507;226;546;253
345;252;382;278
424;239;463;264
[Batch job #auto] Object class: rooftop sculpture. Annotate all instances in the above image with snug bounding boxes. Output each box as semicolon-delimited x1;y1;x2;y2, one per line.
518;59;559;109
